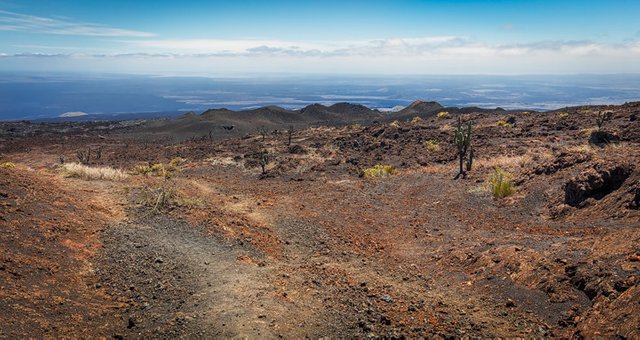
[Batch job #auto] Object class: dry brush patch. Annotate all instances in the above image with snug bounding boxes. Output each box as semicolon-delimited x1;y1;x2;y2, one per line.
61;163;128;181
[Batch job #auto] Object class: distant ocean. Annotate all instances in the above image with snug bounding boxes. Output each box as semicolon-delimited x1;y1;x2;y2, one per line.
1;72;639;120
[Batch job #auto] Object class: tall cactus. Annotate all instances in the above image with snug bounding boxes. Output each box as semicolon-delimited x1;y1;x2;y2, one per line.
465;144;474;172
453;116;473;179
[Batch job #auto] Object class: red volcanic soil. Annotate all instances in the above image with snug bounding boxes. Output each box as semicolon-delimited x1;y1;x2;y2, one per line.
0;102;639;337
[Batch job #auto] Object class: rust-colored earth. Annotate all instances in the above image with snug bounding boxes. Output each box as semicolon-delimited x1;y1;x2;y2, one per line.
1;102;639;337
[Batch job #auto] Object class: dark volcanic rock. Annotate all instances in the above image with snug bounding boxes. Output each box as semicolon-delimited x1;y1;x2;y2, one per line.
288;144;306;154
564;163;633;207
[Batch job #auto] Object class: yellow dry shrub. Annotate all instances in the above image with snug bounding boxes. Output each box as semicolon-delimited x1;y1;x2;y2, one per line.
437;111;449;118
497;120;513;128
363;164;397;178
61;163;128;181
424;139;440;152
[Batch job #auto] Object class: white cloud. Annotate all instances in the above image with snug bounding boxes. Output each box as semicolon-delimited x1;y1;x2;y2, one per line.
2;36;640;74
0;10;155;37
119;36;640;60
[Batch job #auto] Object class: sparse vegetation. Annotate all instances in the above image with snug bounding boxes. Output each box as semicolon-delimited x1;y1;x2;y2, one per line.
133;164;153;176
596;110;610;130
350;123;362;130
411;116;423;124
1;162;16;168
497;120;513;128
61;163;128;181
257;126;269;141
287;125;294;146
453;116;473;179
488;167;515;198
558;112;569;118
133;159;184;178
390;120;400;128
76;147;91;164
424;139;440;152
94;146;102;160
170;157;187;167
258;150;270;175
363;164;397;178
437;111;449;118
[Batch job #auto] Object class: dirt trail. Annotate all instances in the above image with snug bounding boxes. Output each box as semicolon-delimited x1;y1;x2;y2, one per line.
95;209;354;338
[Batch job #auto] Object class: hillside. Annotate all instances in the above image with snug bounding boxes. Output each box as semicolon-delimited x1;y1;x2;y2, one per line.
0;101;639;338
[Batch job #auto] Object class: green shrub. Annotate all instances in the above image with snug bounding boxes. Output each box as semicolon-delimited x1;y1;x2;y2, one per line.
437;111;449;118
424;139;440;152
558;112;569;118
363;164;397;178
488;167;515;198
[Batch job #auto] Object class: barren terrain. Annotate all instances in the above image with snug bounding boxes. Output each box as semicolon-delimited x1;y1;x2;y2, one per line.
1;101;639;338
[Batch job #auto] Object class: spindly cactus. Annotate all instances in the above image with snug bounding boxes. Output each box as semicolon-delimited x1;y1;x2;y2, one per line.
453;116;473;179
465;144;474;172
596;110;609;130
287;125;294;146
259;150;269;174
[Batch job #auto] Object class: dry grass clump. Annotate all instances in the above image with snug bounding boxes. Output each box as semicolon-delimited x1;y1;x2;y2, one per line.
363;164;397;178
133;158;185;178
411;116;423;124
0;162;16;168
61;162;128;181
488;167;515;198
424;139;440;152
474;155;526;172
437;111;449;118
558;112;569;118
390;120;400;128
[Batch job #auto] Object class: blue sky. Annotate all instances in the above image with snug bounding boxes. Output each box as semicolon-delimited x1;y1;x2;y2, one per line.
1;0;639;74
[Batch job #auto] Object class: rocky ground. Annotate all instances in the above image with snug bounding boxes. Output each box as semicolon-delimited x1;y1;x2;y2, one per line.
1;102;639;338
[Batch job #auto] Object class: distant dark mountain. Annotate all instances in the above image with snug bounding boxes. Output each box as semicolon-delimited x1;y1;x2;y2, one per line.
395;100;444;119
140;102;384;140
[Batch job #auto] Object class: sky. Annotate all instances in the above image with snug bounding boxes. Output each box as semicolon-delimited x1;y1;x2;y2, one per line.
1;0;639;75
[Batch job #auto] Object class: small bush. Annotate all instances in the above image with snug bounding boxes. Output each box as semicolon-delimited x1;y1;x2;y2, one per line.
497;120;513;128
411;116;423;124
61;163;128;181
133;164;152;176
134;161;181;178
390;120;400;128
170;157;187;167
424;139;440;152
0;162;15;168
488;167;515;198
558;112;569;118
351;123;362;130
363;164;397;178
437;111;449;118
